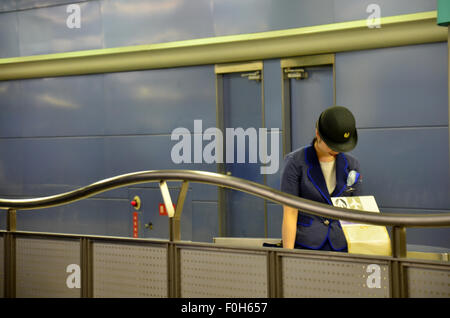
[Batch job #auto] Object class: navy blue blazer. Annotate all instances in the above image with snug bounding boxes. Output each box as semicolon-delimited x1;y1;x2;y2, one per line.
280;145;362;251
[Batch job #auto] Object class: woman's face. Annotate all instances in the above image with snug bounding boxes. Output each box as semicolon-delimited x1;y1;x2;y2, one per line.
315;130;339;156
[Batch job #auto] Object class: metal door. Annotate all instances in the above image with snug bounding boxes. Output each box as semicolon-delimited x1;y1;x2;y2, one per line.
281;54;335;155
216;62;267;238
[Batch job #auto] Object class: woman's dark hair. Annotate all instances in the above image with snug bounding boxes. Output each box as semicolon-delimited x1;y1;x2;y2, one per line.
311;136;317;145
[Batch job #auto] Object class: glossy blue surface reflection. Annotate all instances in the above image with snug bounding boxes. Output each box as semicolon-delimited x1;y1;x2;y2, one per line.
104;66;216;135
337;43;448;128
351;128;449;210
0;11;19;58
18;1;103;56
333;0;436;22
19;75;106;137
101;0;214;48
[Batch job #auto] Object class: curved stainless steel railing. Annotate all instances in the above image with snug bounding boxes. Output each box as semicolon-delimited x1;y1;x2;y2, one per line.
1;169;449;228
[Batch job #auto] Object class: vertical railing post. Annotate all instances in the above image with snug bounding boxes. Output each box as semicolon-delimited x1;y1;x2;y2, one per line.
391;226;407;298
392;226;407;259
163;181;189;298
167;242;180;298
169;219;179;242
159;180;188;297
267;250;281;298
6;208;16;233
161;180;189;242
171;181;189;242
80;237;93;298
4;209;16;298
215;73;227;238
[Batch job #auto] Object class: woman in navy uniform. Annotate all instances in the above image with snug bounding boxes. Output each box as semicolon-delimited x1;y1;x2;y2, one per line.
281;106;362;251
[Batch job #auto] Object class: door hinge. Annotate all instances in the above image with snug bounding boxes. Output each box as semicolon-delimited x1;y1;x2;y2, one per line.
241;70;261;81
284;68;309;80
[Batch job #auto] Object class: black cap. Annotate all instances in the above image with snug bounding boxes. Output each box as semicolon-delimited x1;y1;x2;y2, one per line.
316;106;358;153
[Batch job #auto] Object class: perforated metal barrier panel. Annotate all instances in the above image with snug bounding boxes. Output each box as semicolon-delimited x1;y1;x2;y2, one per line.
16;237;81;298
93;242;168;297
404;264;450;298
0;235;3;298
179;248;268;298
281;255;390;298
4;234;449;298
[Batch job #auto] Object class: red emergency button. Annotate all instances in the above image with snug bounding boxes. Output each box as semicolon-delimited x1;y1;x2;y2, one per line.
130;195;141;210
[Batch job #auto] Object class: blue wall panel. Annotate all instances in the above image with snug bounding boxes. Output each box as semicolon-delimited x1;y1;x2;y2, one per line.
102;0;215;47
104;66;216;135
333;0;436;23
406;227;450;249
15;0;80;10
104;135;217;177
267;203;282;238
0;138;26;196
0;80;23;137
19;75;105;138
212;0;334;36
16;198;131;236
21;137;106;196
263;59;284;190
226;192;265;237
264;131;283;189
192;201;219;243
0;212;4;229
190;183;218;202
0;1;16;12
351;128;449;210
0;11;19;58
264;59;283;130
336;43;448;128
18;1;103;56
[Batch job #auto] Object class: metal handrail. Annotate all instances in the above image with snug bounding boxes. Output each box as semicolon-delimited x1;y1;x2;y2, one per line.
0;169;449;228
